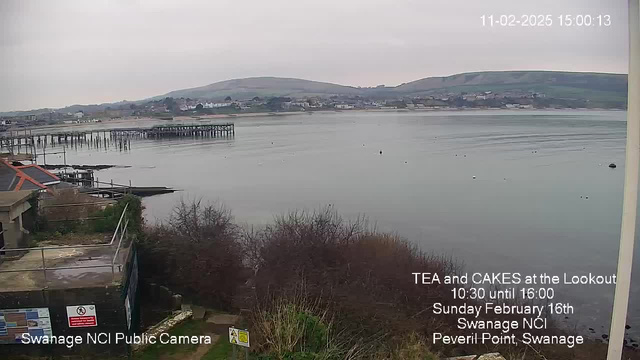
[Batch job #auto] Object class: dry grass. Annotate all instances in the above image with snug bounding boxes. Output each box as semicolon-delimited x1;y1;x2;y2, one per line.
252;292;332;357
36;231;112;246
374;333;439;360
251;288;374;360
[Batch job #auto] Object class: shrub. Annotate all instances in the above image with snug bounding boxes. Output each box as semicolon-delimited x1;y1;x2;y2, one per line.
139;199;244;309
240;208;461;357
92;194;143;234
251;292;352;360
243;208;460;346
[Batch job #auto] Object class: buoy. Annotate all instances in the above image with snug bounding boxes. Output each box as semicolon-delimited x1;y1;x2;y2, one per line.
609;163;617;168
380;150;383;155
404;161;408;164
586;196;589;199
464;155;467;157
472;176;476;179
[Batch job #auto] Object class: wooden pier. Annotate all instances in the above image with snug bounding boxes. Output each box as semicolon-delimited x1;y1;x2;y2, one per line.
0;123;235;150
56;172;177;198
79;186;176;198
109;123;235;139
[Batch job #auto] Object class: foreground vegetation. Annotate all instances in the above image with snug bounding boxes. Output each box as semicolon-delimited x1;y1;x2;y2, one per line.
30;193;142;244
136;200;639;360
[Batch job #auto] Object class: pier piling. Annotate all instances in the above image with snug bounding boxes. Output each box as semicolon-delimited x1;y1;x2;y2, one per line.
0;123;235;151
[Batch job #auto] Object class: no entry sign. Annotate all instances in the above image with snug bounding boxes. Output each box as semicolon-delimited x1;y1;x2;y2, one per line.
66;305;98;328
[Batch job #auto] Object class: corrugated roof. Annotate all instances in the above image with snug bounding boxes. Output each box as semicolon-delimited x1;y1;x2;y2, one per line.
0;160;49;192
18;165;59;185
0;162;19;191
20;179;44;190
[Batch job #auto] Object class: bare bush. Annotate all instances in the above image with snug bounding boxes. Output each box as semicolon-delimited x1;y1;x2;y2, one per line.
139;199;244;309
243;207;459;354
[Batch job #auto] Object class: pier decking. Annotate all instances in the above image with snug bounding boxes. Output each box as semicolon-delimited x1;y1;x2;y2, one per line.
0;123;235;149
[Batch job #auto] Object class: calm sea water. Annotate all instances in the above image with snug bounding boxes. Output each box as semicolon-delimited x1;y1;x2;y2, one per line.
42;110;637;338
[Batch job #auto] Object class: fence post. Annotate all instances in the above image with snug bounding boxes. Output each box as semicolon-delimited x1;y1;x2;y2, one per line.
41;249;47;288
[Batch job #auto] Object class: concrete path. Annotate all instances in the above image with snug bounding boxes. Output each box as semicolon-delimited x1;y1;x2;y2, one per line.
206;313;239;325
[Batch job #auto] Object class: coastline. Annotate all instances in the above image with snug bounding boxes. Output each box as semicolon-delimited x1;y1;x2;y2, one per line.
17;107;625;133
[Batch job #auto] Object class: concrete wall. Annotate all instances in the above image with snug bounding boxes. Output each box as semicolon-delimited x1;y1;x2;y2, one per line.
0;215;23;249
0;286;129;358
0;200;31;249
0;246;139;359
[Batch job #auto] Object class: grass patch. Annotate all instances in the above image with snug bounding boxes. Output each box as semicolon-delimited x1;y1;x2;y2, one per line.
32;231;112;246
202;338;234;360
133;320;204;360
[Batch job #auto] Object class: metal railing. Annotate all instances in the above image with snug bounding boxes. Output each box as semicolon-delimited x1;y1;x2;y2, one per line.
0;203;130;289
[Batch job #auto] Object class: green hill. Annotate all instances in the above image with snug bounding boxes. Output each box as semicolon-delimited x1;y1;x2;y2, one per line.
389;71;627;104
150;77;362;101
150;71;627;106
1;71;628;115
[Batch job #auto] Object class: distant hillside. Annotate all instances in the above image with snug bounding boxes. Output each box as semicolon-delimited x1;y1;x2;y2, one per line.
388;71;628;105
0;101;134;117
1;71;628;115
394;71;627;93
152;71;627;105
150;77;362;101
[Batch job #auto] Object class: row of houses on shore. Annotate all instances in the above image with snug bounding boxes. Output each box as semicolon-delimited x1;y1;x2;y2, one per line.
1;90;552;127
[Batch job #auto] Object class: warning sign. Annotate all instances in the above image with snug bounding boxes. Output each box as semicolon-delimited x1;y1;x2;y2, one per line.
228;327;250;347
66;305;98;328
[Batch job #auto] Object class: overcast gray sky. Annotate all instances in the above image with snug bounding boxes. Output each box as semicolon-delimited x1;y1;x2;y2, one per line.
0;0;628;112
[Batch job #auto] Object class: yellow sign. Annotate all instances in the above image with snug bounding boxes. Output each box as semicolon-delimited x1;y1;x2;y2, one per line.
229;327;250;347
238;330;249;344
